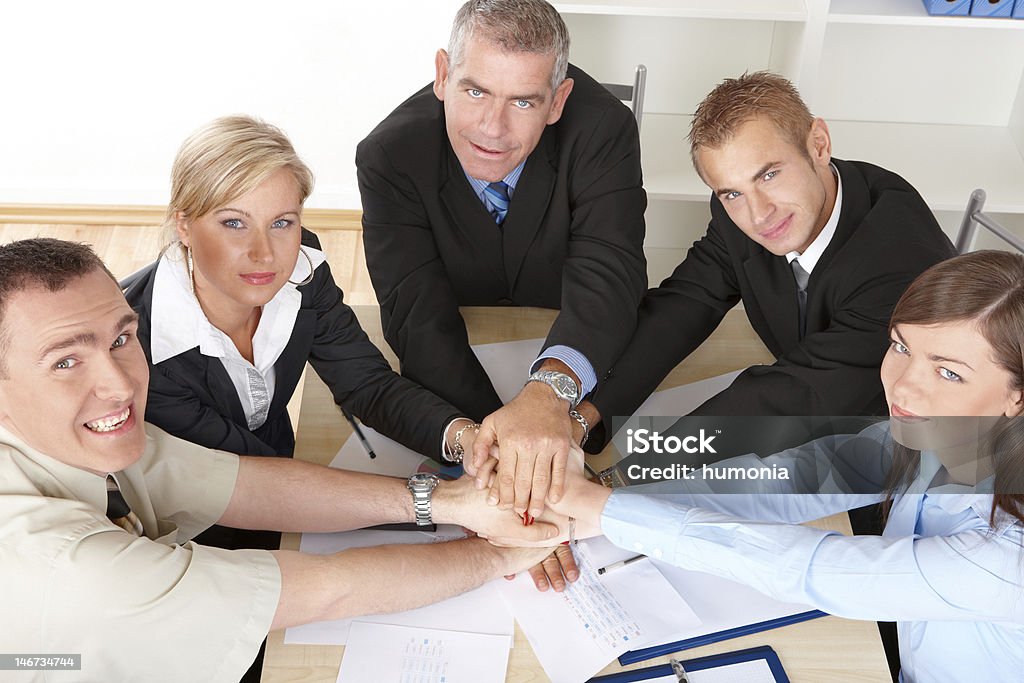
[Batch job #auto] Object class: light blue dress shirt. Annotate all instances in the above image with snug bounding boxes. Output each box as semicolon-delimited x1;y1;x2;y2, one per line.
465;162;598;396
601;423;1024;683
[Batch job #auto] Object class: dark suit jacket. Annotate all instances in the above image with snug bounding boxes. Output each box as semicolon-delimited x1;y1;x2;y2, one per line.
356;64;647;421
123;229;462;462
590;159;956;448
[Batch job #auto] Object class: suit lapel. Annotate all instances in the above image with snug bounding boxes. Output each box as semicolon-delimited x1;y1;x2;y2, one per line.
270;309;315;415
743;251;800;353
202;356;248;426
814;158;868;276
503;132;557;290
439;146;507;283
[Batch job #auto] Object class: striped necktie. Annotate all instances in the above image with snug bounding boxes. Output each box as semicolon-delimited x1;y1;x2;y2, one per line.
106;475;143;536
484;181;511;225
791;259;810;339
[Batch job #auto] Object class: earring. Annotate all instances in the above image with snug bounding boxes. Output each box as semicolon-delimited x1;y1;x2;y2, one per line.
288;248;315;287
186;244;197;297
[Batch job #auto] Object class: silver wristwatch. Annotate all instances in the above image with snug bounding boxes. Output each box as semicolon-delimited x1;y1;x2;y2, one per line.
526;370;581;410
407;472;440;526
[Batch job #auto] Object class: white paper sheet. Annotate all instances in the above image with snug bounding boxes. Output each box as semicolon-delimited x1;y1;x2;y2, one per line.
497;538;700;683
283;525;514;646
627;659;778;683
689;659;778;683
335;622;510;683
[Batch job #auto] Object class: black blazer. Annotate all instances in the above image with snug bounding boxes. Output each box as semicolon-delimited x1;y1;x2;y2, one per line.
356;64;648;421
589;159;956;447
123;229;462;461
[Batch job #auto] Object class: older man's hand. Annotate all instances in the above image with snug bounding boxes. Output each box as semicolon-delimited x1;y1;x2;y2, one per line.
471;379;573;519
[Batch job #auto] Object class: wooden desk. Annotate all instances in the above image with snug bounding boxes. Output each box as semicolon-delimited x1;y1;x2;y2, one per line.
263;306;891;683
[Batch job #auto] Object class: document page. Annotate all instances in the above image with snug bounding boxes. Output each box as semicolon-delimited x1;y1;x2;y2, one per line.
498;539;700;683
335;622;510;683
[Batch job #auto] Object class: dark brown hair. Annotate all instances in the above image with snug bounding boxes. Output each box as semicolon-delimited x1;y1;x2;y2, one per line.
885;250;1024;525
0;238;115;378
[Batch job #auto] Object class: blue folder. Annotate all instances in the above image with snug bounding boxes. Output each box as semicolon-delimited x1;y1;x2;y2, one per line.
921;0;972;14
592;645;790;683
970;0;1015;16
617;609;825;665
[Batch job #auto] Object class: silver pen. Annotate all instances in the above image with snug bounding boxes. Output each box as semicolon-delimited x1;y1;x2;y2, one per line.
596;554;645;575
669;657;690;683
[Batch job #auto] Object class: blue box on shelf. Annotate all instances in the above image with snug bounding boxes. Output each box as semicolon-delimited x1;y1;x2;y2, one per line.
921;0;972;14
970;0;1015;16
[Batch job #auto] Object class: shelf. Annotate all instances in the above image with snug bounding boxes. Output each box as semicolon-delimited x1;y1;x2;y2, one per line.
640;114;1024;214
828;120;1024;213
553;0;806;21
829;0;1024;29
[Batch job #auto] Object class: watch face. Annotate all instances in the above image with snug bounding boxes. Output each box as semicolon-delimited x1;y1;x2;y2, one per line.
554;375;578;397
410;473;439;489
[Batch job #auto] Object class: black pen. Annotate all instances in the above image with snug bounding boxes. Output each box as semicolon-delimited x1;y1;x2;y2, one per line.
596;554;645;575
342;408;376;459
670;657;690;683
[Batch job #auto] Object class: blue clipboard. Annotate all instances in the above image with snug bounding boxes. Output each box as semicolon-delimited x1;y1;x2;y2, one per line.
591;645;790;682
617;609;825;665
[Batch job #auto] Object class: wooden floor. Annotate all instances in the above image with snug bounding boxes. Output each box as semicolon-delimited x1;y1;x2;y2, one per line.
0;223;379;305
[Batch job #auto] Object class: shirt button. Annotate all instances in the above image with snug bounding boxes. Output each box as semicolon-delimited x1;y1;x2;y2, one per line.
652;548;663;559
633;542;644;552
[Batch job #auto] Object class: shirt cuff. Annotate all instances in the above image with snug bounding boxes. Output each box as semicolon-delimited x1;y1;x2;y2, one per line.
533;346;597;396
600;489;691;560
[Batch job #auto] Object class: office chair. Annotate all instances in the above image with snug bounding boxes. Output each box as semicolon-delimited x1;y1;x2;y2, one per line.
955;188;1024;255
601;64;647;132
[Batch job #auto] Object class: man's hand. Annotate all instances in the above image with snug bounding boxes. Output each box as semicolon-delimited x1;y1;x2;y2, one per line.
519;545;580;592
472;380;573;518
433;476;561;544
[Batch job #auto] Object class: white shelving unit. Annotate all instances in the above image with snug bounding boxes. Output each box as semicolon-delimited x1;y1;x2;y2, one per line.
554;0;1024;280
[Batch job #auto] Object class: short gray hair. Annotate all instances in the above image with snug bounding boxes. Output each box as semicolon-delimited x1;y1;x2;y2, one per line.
448;0;570;92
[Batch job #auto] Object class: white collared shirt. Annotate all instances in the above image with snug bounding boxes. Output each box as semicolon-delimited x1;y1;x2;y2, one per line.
150;245;327;430
786;162;843;274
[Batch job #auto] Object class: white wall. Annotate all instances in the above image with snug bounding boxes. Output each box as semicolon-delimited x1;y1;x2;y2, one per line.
0;0;465;208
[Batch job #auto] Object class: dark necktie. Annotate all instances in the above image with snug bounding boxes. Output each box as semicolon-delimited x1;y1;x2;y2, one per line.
791;259;810;339
106;476;142;536
484;181;510;225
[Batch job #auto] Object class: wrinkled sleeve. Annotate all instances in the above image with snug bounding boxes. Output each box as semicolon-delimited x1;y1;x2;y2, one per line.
601;492;1024;624
43;513;281;682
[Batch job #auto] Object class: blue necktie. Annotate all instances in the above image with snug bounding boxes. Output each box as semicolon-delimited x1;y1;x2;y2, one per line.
485;181;510;225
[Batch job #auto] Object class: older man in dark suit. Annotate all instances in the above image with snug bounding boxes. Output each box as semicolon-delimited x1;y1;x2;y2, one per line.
357;0;646;542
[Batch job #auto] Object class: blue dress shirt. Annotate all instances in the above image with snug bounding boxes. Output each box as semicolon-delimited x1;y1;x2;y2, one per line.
601;423;1024;683
465;162;597;395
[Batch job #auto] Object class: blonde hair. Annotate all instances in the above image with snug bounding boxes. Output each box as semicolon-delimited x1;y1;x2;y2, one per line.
163;115;314;243
689;71;814;176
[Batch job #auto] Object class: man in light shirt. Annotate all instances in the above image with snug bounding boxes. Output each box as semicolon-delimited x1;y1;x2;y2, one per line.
0;238;555;682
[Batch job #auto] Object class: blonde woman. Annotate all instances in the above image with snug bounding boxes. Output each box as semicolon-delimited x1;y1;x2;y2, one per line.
124;117;477;550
